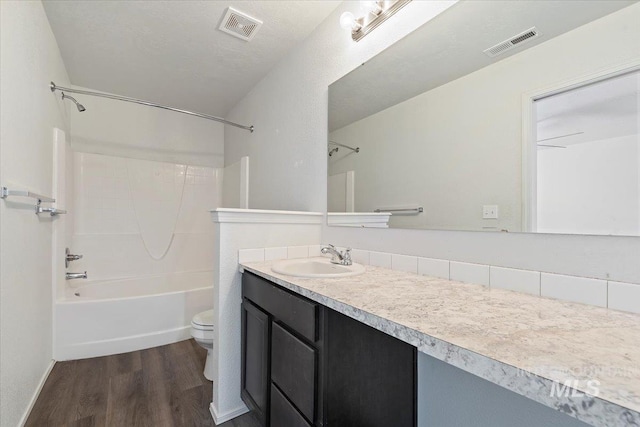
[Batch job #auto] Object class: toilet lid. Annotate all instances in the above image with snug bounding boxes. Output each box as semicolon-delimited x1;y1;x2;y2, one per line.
192;309;214;327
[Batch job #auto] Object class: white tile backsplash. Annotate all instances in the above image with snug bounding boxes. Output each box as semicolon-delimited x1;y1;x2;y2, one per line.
369;251;392;269
490;266;540;296
238;248;264;264
392;254;418;274
264;247;288;261
608;281;640;314
308;245;323;257
418;257;449;279
287;245;309;259
351;249;370;265
541;273;607;307
237;244;639;312
450;262;490;286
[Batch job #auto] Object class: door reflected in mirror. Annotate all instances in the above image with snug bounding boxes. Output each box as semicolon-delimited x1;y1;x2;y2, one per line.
532;71;640;236
327;0;640;236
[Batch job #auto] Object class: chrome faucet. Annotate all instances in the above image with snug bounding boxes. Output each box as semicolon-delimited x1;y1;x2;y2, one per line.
65;248;83;268
321;244;352;266
66;271;87;280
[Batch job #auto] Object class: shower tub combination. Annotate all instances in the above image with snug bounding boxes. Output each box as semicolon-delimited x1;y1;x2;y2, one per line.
55;271;213;361
48;81;245;362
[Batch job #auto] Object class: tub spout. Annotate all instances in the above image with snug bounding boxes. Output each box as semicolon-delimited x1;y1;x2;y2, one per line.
66;271;87;280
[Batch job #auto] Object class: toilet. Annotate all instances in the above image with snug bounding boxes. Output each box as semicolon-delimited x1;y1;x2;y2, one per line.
191;309;214;381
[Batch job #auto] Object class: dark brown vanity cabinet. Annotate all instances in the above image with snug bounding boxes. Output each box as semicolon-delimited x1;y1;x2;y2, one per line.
241;272;417;427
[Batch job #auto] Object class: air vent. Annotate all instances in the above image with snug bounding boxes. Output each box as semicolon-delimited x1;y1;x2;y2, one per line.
483;27;540;57
219;7;262;42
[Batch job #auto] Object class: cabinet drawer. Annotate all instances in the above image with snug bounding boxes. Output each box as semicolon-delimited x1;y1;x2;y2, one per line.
243;273;318;342
270;383;312;427
271;322;316;422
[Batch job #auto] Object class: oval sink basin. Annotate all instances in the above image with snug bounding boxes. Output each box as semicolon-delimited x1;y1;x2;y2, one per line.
271;257;365;278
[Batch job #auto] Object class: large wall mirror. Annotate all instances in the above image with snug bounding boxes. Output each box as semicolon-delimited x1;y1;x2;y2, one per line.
327;0;640;236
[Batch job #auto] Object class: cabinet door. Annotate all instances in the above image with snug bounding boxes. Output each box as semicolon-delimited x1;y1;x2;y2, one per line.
241;299;270;426
325;309;416;427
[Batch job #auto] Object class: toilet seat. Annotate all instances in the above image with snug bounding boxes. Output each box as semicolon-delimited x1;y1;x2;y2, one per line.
191;309;214;330
191;309;214;342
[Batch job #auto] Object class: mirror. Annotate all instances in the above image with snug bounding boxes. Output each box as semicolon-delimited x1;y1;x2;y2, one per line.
327;0;640;236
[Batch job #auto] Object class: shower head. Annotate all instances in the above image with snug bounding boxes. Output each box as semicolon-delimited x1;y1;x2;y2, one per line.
61;92;86;112
329;147;339;157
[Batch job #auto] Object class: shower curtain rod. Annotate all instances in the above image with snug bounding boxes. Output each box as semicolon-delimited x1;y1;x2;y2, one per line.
329;140;360;153
49;82;254;132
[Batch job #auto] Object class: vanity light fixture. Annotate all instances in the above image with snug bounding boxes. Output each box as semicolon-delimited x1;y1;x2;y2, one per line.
340;0;412;42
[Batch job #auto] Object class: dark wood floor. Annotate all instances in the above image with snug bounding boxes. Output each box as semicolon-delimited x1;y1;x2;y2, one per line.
26;339;260;427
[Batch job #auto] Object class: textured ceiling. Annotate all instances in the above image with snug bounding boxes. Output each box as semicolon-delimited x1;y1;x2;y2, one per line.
329;0;637;131
43;0;341;117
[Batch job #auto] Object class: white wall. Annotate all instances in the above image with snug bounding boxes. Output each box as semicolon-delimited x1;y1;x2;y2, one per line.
69;86;225;167
0;1;71;425
538;135;640;235
226;2;640;285
221;156;249;208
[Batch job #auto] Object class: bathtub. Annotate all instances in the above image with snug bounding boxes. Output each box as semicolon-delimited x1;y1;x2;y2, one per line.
54;271;214;361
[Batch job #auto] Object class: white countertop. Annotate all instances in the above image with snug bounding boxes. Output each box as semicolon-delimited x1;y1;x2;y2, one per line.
241;258;640;427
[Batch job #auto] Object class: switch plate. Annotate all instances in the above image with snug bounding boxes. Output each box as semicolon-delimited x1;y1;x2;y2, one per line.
483;205;498;219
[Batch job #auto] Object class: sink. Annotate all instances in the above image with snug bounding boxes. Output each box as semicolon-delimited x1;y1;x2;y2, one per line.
271;257;365;278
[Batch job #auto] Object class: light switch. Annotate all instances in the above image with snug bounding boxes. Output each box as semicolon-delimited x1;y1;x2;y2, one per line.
483;205;498;219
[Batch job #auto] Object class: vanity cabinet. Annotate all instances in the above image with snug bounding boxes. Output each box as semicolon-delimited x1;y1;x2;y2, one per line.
241;272;416;427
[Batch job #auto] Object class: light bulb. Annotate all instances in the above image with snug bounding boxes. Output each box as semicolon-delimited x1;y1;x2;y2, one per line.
360;0;382;15
340;11;356;30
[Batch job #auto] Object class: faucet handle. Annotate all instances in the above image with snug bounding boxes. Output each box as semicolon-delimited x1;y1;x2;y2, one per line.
65;248;84;268
342;248;352;265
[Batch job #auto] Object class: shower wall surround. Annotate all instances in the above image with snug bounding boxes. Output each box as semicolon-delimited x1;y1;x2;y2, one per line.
69;152;220;282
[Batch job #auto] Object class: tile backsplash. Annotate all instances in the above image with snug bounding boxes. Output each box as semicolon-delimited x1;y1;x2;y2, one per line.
238;245;640;315
450;262;490;286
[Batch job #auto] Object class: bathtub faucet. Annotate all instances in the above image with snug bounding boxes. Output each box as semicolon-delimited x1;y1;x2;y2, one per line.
66;271;87;280
65;248;83;268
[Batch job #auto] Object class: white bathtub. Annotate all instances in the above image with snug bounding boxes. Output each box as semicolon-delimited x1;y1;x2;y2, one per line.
55;271;214;361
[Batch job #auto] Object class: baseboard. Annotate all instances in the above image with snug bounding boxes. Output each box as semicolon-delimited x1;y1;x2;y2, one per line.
209;401;249;425
18;359;56;427
55;326;191;361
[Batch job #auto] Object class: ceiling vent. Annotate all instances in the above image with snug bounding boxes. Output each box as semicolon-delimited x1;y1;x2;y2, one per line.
219;7;262;42
483;27;540;57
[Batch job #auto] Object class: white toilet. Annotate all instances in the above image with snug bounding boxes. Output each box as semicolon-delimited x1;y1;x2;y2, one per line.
191;309;214;381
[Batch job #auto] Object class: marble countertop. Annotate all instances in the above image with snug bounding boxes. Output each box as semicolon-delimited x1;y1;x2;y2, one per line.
240;259;640;427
